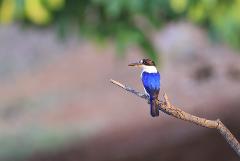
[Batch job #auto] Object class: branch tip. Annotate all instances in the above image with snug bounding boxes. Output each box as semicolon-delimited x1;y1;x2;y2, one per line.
110;79;125;88
163;93;170;106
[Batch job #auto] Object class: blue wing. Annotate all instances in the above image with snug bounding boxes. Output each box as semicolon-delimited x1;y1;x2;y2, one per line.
141;72;160;97
142;72;160;117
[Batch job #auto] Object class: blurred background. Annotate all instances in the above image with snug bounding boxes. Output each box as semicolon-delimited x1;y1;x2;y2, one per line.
0;0;239;161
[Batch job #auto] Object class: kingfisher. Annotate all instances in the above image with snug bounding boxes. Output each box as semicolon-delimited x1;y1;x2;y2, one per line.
128;59;160;117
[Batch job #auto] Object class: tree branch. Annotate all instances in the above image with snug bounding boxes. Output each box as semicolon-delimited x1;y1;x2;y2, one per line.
110;79;240;157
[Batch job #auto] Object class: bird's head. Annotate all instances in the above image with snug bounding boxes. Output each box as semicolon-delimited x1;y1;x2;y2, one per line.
128;59;157;73
128;59;156;67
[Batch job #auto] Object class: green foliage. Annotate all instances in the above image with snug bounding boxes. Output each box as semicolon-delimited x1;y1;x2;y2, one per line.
0;0;240;62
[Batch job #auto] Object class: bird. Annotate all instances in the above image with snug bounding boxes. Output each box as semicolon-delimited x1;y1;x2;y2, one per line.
128;59;160;117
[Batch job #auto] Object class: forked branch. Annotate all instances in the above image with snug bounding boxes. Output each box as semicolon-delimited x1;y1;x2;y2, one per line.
110;79;240;157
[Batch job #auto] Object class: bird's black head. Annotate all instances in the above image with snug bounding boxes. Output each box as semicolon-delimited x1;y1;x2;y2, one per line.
139;59;156;66
128;58;156;67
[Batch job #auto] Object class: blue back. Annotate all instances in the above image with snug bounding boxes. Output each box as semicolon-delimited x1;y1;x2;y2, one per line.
141;72;160;97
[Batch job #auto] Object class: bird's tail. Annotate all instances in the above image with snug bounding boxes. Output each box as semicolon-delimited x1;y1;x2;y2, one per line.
150;96;159;117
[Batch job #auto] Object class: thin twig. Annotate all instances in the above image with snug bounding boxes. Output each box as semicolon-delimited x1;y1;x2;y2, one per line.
110;79;240;157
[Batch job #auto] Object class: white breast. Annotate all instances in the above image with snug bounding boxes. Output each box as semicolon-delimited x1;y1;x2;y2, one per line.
142;65;158;73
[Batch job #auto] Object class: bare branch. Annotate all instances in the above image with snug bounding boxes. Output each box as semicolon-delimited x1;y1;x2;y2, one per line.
110;79;240;157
